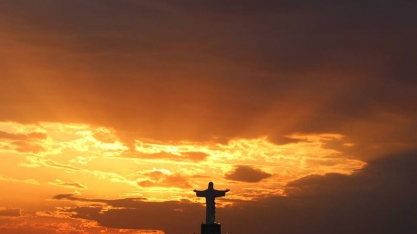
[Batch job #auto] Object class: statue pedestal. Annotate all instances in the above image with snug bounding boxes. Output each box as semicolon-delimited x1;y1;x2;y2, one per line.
201;223;221;234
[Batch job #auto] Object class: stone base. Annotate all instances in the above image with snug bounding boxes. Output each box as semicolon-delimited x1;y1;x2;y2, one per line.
201;223;221;234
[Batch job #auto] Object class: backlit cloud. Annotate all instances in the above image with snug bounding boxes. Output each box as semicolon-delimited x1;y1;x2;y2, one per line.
129;151;208;162
225;165;272;182
45;151;417;233
138;171;191;189
0;0;415;233
48;179;87;190
0;130;47;153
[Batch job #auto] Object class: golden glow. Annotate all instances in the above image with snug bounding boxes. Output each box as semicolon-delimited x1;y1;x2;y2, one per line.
0;121;366;232
0;121;365;200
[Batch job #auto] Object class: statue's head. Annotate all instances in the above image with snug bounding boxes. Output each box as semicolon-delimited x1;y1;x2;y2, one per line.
208;181;214;189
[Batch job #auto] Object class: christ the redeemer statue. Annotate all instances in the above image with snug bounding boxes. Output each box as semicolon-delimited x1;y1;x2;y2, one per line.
194;182;229;224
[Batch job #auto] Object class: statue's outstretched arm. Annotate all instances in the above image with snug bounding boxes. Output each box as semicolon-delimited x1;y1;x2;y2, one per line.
194;189;208;197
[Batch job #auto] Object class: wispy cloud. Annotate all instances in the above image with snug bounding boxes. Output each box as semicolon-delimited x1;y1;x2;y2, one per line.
19;156;81;171
0;174;39;185
48;179;87;190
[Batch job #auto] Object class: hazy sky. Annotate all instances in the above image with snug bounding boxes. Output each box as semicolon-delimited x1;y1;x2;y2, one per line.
0;0;416;233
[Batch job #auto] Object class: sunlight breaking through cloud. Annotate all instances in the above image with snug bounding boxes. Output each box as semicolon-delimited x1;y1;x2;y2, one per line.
0;121;365;203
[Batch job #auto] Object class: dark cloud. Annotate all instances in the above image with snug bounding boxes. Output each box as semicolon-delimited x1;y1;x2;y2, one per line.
223;151;417;234
52;193;204;232
280;151;417;234
0;208;21;217
0;1;415;233
225;165;271;182
0;0;415;161
52;193;75;200
267;135;308;145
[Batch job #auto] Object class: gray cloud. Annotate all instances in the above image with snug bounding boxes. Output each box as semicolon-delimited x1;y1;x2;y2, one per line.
52;193;75;200
0;0;415;161
0;208;22;217
225;165;271;182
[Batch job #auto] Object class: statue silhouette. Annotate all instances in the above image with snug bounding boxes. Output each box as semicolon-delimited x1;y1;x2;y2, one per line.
193;182;229;224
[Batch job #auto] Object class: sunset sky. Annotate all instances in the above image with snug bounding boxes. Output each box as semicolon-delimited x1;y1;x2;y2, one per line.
0;1;416;233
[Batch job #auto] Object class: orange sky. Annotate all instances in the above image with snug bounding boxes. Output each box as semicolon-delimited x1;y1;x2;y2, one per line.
1;1;416;233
